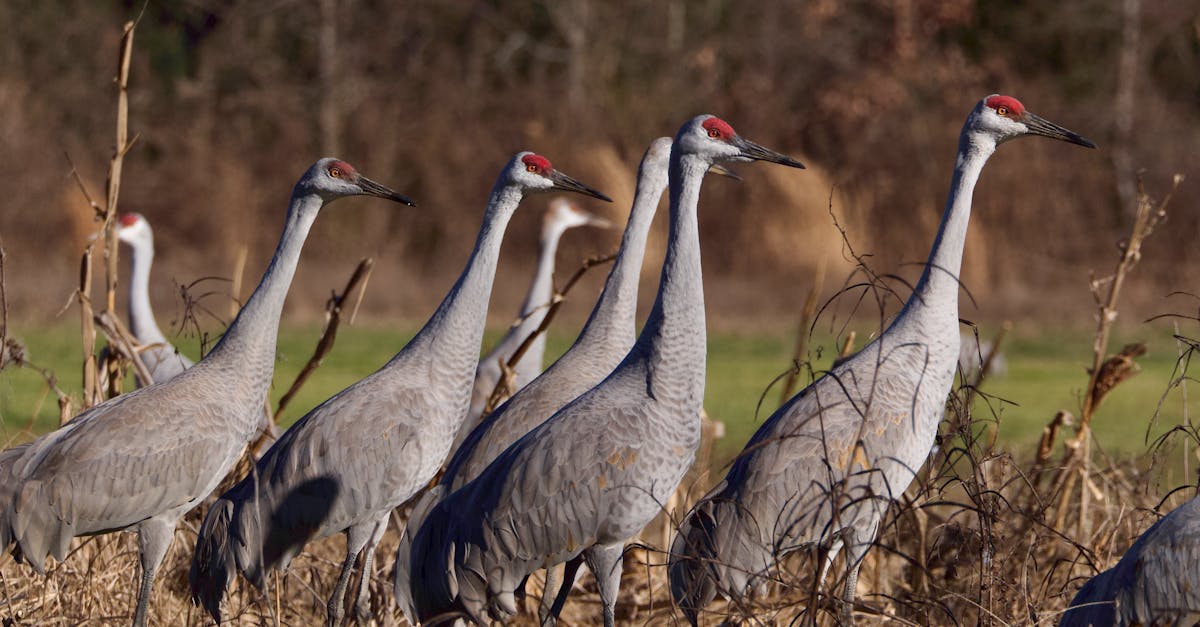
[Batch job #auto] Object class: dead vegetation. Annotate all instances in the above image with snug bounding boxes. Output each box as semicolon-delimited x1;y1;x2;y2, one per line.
1;8;1199;627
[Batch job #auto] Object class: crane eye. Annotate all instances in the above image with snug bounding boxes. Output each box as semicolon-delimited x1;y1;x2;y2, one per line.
526;164;539;173
329;167;343;178
996;106;1009;116
707;128;721;138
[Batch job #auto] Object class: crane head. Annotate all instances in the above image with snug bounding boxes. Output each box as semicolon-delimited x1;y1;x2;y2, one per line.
115;212;151;246
544;198;612;235
975;95;1096;148
676;115;805;169
300;158;417;206
511;152;612;202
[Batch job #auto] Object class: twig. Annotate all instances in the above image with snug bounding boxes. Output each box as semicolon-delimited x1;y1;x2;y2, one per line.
77;245;101;409
93;311;155;388
0;243;8;361
481;252;616;415
230;245;248;321
779;258;826;404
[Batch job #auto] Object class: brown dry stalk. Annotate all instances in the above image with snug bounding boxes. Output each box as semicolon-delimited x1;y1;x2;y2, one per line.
77;245;100;410
103;21;136;315
72;21;141;409
481;252;616;415
0;244;7;352
1052;173;1182;535
229;244;249;320
779;258;826;404
838;331;857;359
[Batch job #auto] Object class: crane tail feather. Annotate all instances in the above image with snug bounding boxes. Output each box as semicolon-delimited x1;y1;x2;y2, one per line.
394;486;445;623
669;488;771;625
669;500;722;625
11;480;74;574
189;496;238;624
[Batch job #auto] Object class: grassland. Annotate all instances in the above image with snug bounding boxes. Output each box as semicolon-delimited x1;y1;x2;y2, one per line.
1;317;1195;624
2;318;1190;469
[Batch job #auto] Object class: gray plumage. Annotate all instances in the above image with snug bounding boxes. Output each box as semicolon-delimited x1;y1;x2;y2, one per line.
668;95;1096;624
407;116;804;626
1060;495;1200;626
460;199;610;446
395;137;671;625
188;153;610;627
0;158;413;627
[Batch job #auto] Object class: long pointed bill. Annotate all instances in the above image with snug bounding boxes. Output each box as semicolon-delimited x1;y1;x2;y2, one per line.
708;164;743;182
1023;113;1096;148
550;171;613;202
732;136;806;168
357;175;418;206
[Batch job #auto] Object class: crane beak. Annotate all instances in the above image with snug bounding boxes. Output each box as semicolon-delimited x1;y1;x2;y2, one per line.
357;175;418;206
731;136;806;169
708;164;743;182
549;171;613;203
1022;113;1096;149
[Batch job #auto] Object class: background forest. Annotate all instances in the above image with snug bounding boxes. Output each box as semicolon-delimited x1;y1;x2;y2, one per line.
0;0;1196;331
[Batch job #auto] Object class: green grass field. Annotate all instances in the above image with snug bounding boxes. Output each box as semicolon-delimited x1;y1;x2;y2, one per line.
1;320;1194;469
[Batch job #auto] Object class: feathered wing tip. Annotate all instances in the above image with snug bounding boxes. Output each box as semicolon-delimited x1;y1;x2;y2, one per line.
12;480;74;574
1058;569;1116;627
669;500;722;626
189;497;238;624
669;486;777;626
394;485;446;623
0;442;32;556
410;494;476;624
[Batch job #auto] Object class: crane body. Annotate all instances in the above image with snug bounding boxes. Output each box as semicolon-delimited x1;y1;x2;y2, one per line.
189;153;610;627
668;95;1095;624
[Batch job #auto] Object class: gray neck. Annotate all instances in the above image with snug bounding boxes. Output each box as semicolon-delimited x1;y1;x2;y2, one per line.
572;164;666;351
633;153;707;399
126;235;169;346
203;193;322;388
407;183;522;374
902;129;994;324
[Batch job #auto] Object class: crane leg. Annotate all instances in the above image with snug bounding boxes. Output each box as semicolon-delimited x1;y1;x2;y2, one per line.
837;527;874;626
131;518;174;627
583;544;624;627
817;538;844;589
327;524;373;627
353;518;387;625
541;555;583;625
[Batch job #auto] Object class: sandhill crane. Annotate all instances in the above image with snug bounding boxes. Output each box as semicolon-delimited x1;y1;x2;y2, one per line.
462;199;611;440
189;153;610;627
0;159;412;627
668;95;1095;624
1060;495;1200;625
113;212;194;385
406;117;804;626
396;137;674;625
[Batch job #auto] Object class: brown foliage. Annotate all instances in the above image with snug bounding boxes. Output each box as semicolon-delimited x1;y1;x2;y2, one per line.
0;0;1196;329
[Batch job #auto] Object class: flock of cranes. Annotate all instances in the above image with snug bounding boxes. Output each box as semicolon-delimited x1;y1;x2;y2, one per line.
0;96;1191;626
